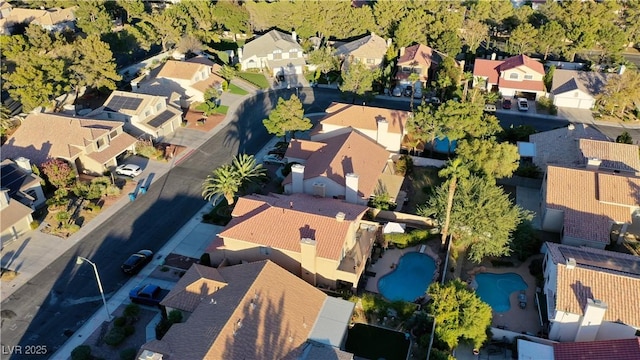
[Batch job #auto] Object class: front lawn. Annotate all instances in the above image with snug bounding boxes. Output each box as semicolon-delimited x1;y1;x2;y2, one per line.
404;166;443;214
215;105;229;115
228;83;249;95
237;72;270;89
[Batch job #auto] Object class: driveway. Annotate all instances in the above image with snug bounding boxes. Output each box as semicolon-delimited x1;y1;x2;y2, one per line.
556;107;595;124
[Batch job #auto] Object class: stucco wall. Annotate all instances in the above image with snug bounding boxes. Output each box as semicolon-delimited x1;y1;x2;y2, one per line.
549;311;581;342
1;213;33;244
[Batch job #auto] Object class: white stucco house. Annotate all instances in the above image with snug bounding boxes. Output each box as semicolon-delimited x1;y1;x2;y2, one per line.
238;29;305;76
550;69;614;109
542;242;640;342
473;54;545;99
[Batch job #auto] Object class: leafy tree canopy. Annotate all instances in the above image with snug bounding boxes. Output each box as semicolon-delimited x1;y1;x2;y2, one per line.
455;138;520;181
339;61;380;98
262;95;312;141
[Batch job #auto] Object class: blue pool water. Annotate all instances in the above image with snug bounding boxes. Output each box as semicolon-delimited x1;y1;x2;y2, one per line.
378;252;436;302
475;273;528;312
433;137;457;154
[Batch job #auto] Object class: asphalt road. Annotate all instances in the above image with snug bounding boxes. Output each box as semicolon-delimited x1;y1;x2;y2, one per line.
0;88;418;360
0;87;634;360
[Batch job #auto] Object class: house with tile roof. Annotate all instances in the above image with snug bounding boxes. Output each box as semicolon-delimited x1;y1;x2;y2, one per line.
334;32;390;70
283;130;403;205
541;165;640;248
0;5;75;35
88;90;182;140
550;69;615;109
238;29;305;76
473;54;545;99
542;242;640;342
516;337;640;360
208;193;378;291
311;102;410;152
139;261;355;360
131;56;224;108
395;44;450;87
1;113;137;175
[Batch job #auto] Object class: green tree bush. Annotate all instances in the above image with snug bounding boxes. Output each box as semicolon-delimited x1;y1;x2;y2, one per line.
71;345;92;360
114;316;126;327
104;326;127;346
395;155;414;176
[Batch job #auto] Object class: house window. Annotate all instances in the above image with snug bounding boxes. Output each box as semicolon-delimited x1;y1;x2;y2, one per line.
144;110;151;118
156;103;162;111
273;49;282;60
366;58;375;64
96;137;106;149
109;130;118;139
259;246;270;255
524;74;533;80
509;73;519;80
402;67;411;73
289;49;298;58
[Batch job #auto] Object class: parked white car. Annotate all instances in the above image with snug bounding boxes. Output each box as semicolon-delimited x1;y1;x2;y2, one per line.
115;164;142;177
517;98;529;111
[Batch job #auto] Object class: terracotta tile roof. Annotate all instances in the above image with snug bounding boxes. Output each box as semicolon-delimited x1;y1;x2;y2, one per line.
142;261;328;360
282;130;391;198
1;113;123;166
161;264;227;312
0;196;33;232
319;102;409;134
473;59;502;84
497;78;544;92
285;139;326;161
219;193;368;260
546;243;640;328
553;338;640;360
334;33;388;60
545;166;636;243
578;139;640;173
157;59;208;80
4;7;75;27
597;172;640;206
529;124;609;170
85;131;137;165
551;69;615;97
397;44;440;68
497;54;545;75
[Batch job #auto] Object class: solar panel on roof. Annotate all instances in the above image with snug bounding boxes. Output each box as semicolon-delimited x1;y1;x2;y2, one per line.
105;95;143;111
559;247;640;276
0;164;25;196
147;110;177;128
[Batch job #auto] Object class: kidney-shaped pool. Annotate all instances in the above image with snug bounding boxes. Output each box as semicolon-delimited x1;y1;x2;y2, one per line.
378;252;436;302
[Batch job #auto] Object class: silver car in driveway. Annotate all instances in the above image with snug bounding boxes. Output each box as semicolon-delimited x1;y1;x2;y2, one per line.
115;164;142;177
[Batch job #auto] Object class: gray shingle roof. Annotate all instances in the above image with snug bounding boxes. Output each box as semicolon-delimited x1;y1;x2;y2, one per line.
551;69;615;97
242;29;303;59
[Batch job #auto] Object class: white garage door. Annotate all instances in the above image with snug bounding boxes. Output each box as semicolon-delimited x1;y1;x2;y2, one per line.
555;96;594;109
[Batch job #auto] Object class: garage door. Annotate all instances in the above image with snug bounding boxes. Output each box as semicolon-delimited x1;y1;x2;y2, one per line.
555;97;594;109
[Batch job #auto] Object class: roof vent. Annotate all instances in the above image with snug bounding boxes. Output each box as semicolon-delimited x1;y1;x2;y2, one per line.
566;257;577;269
568;124;575;130
336;212;346;222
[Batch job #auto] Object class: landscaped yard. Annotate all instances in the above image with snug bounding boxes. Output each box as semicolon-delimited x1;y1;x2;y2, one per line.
237;72;270;89
228;83;249;95
404;166;443;214
345;323;410;360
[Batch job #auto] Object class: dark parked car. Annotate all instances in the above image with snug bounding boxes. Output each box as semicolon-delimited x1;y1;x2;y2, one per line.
502;99;512;109
129;284;166;306
403;86;413;97
121;250;153;274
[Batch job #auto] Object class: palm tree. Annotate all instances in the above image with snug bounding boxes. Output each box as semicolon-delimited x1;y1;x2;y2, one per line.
232;154;266;190
202;164;241;205
438;158;470;248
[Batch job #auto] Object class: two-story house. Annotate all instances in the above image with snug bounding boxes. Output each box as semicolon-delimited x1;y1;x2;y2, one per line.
1;113;137;175
282;130;403;205
542;242;640;342
395;44;449;87
139;261;355;360
310;102;410;152
238;29;305;77
0;4;75;35
89;90;182;139
208;193;379;291
132;56;225;108
0;158;46;209
473;54;545;99
334;32;390;70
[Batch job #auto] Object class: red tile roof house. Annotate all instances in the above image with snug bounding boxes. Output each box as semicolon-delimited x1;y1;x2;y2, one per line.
553;337;640;360
138;261;355;360
1;113;137;175
131;55;225;108
472;54;546;100
542;242;640;342
207;193;379;291
87;90;182;140
334;32;390;70
395;44;452;87
283;130;404;205
311;102;410;153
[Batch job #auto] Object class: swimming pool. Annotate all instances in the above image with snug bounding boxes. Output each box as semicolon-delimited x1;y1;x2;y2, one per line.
475;273;528;312
378;252;436;302
433;137;457;154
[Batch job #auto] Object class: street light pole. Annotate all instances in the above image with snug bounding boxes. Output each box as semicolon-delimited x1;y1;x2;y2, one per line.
76;256;112;321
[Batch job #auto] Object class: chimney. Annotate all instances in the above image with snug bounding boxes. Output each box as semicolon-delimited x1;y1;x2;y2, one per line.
345;173;359;204
335;212;346;222
386;38;392;48
291;30;297;43
399;47;405;57
14;157;32;174
376;117;388;144
237;47;243;62
300;238;317;286
574;299;608;342
566;257;576;269
491;52;497;61
586;158;602;171
291;164;305;194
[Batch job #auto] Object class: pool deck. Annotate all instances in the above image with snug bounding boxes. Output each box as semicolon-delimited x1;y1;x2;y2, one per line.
465;256;544;336
364;242;441;295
